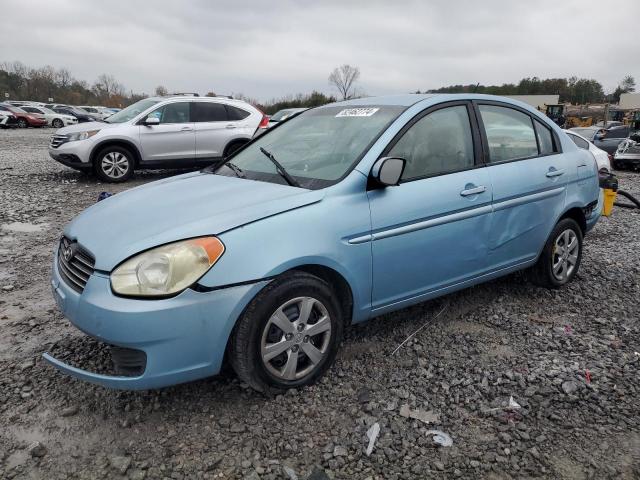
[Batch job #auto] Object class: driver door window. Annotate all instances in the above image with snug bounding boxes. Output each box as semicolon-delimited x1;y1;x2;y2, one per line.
388;105;475;180
148;102;191;123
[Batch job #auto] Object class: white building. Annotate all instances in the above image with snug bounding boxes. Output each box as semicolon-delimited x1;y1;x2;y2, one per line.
620;93;640;110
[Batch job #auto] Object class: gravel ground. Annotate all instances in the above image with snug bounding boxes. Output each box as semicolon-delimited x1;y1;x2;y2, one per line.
0;128;639;480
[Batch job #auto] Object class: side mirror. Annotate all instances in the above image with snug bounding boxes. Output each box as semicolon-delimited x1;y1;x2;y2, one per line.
142;116;160;126
370;157;406;187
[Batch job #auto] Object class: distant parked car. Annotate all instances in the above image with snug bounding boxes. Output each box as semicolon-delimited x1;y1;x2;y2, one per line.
267;108;308;128
0;104;47;128
78;106;113;120
564;130;611;172
48;95;268;182
613;132;640;170
20;106;78;128
51;106;99;123
0;110;18;128
44;94;601;392
593;120;624;128
569;125;630;154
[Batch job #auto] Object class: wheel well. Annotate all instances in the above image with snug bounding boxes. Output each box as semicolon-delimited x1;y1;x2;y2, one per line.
223;138;250;157
289;265;354;325
559;207;586;235
91;140;141;167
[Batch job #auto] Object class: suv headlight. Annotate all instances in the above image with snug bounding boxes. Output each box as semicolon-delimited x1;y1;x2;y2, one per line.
111;237;225;297
68;130;100;141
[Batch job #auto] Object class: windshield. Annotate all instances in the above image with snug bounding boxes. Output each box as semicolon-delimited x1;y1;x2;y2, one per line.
105;98;161;124
214;105;405;189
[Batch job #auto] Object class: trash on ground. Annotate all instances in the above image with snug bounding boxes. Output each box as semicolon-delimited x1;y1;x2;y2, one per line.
425;430;453;447
399;404;440;424
97;191;114;202
366;422;380;456
282;465;298;480
483;395;522;413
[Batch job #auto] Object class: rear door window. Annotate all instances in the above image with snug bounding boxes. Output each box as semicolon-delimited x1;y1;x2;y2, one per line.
192;102;228;122
479;105;538;162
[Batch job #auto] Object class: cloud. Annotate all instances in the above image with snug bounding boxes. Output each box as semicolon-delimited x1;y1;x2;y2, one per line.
1;0;637;101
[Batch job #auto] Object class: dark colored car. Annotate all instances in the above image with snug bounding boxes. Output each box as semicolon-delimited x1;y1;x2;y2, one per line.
569;125;631;154
52;106;99;123
614;131;640;170
0;104;47;128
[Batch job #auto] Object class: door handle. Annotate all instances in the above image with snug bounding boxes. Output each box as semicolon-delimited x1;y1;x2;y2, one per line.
460;185;486;197
546;168;565;178
180;126;193;131
225;124;236;129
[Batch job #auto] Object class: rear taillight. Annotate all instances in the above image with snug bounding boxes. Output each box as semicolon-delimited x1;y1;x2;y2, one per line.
258;113;269;129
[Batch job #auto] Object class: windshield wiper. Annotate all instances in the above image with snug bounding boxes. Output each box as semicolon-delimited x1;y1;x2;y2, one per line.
259;147;300;187
225;161;245;178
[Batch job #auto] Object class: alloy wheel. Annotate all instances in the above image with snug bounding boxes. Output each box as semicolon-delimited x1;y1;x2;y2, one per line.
260;296;332;381
101;151;130;179
52;119;63;128
552;229;579;282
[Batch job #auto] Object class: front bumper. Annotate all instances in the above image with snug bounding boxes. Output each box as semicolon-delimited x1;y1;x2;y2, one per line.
45;252;269;389
48;140;94;167
613;153;640;168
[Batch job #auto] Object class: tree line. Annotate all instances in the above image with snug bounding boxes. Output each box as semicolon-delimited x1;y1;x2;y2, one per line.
423;75;636;104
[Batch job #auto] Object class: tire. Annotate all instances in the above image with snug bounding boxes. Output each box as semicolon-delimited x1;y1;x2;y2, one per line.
229;272;344;394
93;146;134;183
529;218;583;289
17;118;28;128
52;118;63;129
224;140;248;158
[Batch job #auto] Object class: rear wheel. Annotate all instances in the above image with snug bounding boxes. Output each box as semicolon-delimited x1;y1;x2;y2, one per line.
530;218;583;288
223;140;248;158
229;272;343;393
94;146;134;183
52;118;63;128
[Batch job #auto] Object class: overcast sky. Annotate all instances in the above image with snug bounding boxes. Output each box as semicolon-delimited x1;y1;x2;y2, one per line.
2;0;637;101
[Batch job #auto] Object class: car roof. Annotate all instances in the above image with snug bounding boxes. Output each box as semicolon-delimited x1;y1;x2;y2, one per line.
327;93;549;109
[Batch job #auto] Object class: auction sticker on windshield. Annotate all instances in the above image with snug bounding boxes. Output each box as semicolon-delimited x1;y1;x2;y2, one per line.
336;107;380;117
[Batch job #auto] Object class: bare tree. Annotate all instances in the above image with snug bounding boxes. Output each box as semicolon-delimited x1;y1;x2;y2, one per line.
93;74;125;102
328;64;360;100
154;85;168;96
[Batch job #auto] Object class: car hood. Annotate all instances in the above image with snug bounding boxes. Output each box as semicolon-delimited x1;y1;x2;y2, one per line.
65;172;324;271
56;121;116;134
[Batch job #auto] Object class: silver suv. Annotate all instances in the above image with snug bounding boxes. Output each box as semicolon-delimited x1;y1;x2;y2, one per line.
48;95;267;182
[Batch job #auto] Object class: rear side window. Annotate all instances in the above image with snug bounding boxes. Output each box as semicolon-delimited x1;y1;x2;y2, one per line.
226;105;250;121
568;133;589;150
192;102;227;122
479;105;538;162
148;102;191;123
534;120;556;155
388;105;475;180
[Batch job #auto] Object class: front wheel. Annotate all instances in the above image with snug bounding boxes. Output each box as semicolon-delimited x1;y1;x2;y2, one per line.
229;272;343;393
94;146;134;183
17;118;28;128
530;218;583;288
52;118;63;128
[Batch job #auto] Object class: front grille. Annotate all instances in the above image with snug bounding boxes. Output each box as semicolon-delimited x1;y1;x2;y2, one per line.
50;134;69;148
57;237;95;293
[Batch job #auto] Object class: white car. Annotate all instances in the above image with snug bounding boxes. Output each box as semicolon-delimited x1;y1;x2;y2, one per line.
0;110;17;128
20;106;78;128
78;106;113;120
564;129;611;172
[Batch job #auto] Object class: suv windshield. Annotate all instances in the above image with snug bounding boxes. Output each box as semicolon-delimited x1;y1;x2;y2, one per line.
214;105;405;189
105;98;161;124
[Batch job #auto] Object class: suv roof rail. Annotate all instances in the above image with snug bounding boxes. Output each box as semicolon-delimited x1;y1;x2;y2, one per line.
168;92;200;97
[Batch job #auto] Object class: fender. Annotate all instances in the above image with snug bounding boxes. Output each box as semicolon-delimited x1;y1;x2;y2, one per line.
90;138;142;165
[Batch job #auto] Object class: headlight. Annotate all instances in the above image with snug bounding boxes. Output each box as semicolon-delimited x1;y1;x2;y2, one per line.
110;237;225;297
68;130;100;141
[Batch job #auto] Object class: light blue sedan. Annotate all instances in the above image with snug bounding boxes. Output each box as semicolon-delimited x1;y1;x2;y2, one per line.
45;94;602;392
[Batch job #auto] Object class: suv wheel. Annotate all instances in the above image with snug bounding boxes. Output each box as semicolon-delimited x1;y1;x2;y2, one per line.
229;272;343;394
94;146;134;183
52;118;63;128
530;218;583;288
224;140;248;158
